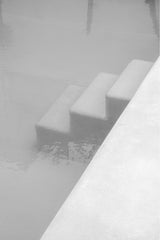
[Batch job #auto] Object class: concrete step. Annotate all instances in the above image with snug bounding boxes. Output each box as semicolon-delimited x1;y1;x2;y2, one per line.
36;85;84;147
106;59;153;121
70;73;117;139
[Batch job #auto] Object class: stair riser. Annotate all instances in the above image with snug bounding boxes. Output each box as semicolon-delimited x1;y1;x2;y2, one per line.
36;125;70;151
106;97;129;121
70;112;114;140
36;85;84;148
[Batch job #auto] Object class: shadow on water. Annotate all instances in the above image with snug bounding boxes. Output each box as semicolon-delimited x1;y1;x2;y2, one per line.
145;0;159;37
86;0;94;34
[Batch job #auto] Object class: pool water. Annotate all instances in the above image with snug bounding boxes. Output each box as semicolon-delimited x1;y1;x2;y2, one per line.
0;0;159;239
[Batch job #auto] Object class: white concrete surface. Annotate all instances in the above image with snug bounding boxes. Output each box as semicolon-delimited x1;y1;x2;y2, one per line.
36;85;84;146
41;57;160;240
70;73;117;139
106;59;153;120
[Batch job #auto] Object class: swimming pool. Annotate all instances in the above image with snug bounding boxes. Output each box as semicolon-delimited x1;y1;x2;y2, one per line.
0;0;159;239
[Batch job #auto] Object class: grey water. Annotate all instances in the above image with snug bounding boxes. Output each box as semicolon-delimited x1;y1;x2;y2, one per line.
0;0;159;239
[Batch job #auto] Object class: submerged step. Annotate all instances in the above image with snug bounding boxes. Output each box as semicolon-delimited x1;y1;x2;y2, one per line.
70;73;117;139
106;59;153;120
36;85;84;147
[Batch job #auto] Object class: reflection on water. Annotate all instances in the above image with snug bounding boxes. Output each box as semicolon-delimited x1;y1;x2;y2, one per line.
0;0;11;48
145;0;159;37
0;0;2;21
0;0;12;121
37;138;100;165
86;0;94;34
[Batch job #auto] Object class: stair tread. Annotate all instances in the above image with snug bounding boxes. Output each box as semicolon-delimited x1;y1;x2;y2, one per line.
70;73;117;119
36;85;84;133
107;59;153;100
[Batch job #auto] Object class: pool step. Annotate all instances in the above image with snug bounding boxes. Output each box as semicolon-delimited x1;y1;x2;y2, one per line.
35;59;153;147
106;59;153;120
36;85;84;147
70;73;117;139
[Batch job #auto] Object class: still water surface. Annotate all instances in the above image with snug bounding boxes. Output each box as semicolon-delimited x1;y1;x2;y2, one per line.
0;0;159;239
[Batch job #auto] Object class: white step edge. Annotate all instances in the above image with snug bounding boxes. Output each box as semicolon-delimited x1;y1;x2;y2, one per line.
106;59;153;121
36;85;84;147
70;73;118;139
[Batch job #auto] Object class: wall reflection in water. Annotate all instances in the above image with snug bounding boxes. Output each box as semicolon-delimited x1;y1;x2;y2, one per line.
0;0;12;48
145;0;159;37
86;0;94;34
0;0;2;21
86;0;159;36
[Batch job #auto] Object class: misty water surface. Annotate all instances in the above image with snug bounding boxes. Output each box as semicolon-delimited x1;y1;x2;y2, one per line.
0;0;159;239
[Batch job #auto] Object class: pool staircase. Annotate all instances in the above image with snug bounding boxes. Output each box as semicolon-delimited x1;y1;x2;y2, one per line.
36;59;153;147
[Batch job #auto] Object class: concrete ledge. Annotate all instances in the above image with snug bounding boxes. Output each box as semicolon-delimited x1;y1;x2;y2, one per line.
41;57;160;240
